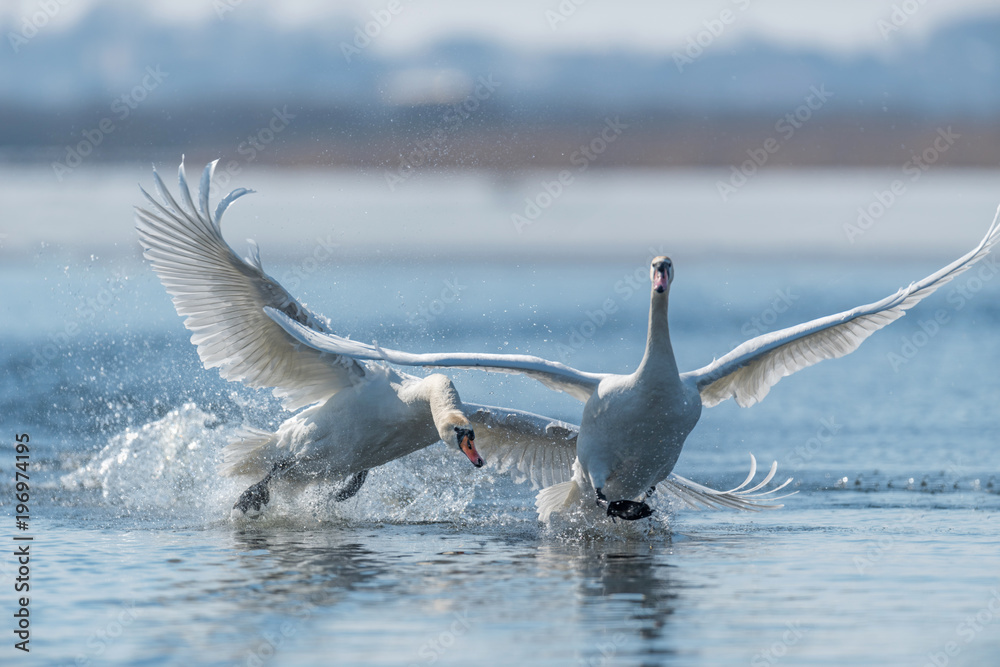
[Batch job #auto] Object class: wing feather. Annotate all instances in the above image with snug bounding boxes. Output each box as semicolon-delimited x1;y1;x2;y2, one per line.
265;309;607;402
463;403;578;488
682;209;1000;407
135;158;366;410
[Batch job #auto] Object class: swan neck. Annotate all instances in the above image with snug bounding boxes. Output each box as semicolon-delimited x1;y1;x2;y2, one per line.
412;374;468;438
637;290;678;378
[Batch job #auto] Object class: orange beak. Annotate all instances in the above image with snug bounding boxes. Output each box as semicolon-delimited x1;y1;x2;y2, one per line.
653;269;668;293
460;435;484;468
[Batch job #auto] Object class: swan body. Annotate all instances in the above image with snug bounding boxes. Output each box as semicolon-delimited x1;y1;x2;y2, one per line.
272;209;1000;521
139;159;609;518
221;367;472;482
577;372;701;505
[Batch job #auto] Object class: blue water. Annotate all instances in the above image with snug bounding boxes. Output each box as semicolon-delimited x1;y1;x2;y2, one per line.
2;167;1000;666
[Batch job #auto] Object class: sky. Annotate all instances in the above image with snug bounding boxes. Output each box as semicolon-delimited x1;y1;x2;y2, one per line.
3;0;1000;56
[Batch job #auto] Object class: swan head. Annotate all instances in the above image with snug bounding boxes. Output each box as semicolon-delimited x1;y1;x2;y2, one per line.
447;424;484;468
650;256;673;294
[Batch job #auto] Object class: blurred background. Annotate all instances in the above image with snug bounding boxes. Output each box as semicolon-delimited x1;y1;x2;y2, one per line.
1;0;999;257
3;0;1000;166
3;8;1000;664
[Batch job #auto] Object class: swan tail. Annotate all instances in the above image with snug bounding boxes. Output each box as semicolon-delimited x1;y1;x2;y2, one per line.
535;480;583;522
219;427;277;477
657;454;797;511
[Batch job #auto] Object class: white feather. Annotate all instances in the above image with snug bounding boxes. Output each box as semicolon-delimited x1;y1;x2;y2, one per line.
135;158;366;411
682;207;1000;407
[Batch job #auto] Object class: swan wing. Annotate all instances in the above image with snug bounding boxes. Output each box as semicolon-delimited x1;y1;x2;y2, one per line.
681;210;1000;408
135;158;366;411
265;308;607;402
463;403;578;489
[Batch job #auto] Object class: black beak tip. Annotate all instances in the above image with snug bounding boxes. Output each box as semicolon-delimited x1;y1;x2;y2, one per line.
606;500;655;521
474;457;484;468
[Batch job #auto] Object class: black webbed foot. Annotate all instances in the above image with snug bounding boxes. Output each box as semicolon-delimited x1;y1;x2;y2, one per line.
232;479;271;517
606;499;655;521
333;470;369;502
230;458;296;519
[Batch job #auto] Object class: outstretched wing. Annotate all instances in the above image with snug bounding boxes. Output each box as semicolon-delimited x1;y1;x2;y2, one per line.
681;209;1000;408
135;158;366;411
265;308;609;402
463;403;578;489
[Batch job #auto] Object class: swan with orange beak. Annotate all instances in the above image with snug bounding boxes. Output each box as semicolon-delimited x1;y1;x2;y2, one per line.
135;158;600;520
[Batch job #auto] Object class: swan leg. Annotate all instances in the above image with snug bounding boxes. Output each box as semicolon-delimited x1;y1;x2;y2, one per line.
231;458;296;518
333;469;369;502
232;478;271;517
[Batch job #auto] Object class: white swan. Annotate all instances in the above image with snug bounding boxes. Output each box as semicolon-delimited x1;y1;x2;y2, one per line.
267;208;1000;521
134;159;592;518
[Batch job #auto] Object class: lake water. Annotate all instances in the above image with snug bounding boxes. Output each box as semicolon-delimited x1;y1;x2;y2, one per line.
1;165;1000;666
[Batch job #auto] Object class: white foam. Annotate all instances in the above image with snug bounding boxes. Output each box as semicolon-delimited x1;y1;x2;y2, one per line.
60;402;676;539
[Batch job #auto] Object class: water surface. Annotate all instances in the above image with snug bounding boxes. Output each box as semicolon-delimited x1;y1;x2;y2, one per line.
2;167;999;666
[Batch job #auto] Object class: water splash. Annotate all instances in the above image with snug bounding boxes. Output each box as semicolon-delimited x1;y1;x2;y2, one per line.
56;402;681;539
60;403;242;523
60;401;994;539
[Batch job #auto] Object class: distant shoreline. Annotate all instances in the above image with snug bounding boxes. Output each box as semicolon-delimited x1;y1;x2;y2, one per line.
2;110;997;170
